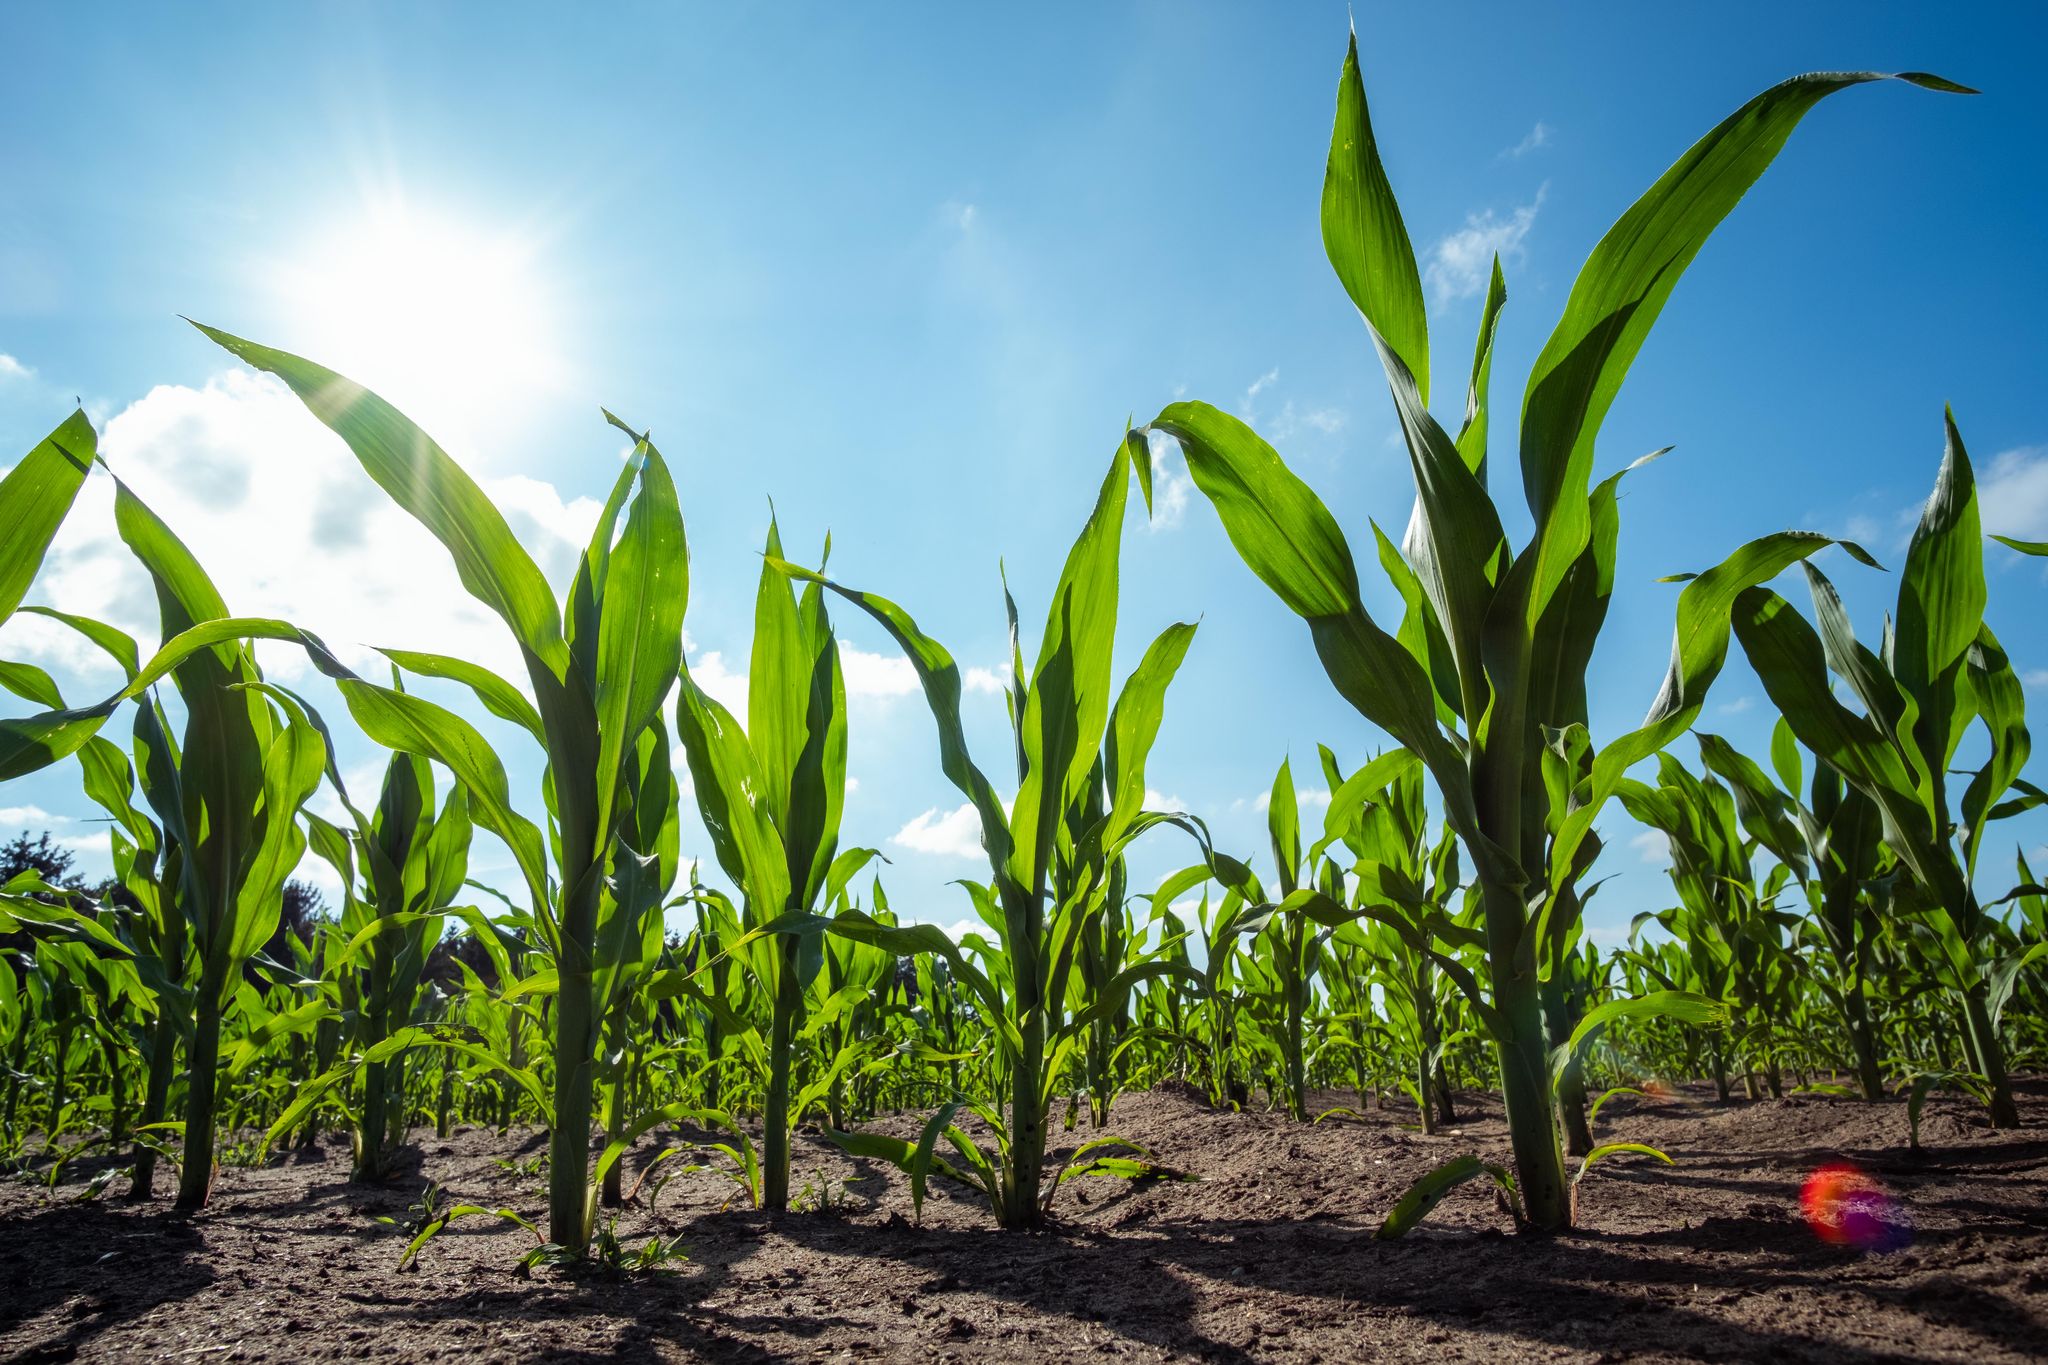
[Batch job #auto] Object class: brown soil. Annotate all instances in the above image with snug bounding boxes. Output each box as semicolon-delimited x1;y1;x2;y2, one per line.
3;1080;2045;1363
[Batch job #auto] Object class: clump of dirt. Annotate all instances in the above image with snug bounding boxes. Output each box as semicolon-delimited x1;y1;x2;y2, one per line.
4;1080;2045;1362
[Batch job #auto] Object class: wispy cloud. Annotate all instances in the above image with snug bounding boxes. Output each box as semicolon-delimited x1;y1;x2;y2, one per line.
1715;695;1756;716
1630;830;1671;866
891;804;984;858
1502;122;1552;159
1425;185;1547;303
1240;367;1280;420
1270;401;1346;441
1144;429;1193;532
1979;445;2048;546
0;354;32;381
1826;443;2048;563
1254;787;1333;812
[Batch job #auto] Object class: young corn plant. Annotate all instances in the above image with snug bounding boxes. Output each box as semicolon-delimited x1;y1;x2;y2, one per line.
778;438;1207;1227
0;326;692;1247
1333;758;1468;1132
110;481;325;1209
1248;757;1322;1122
71;717;185;1196
1723;414;2036;1127
301;751;475;1182
1141;29;1965;1229
1696;725;1893;1101
668;516;863;1212
1618;755;1802;1098
590;720;681;1206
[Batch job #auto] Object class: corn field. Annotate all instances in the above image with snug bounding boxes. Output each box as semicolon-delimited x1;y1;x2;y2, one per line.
0;22;2044;1359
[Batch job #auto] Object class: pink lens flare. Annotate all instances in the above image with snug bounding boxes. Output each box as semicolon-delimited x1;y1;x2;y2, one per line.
1801;1162;1911;1252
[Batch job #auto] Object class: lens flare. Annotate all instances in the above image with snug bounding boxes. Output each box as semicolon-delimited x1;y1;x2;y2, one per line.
1801;1162;1910;1252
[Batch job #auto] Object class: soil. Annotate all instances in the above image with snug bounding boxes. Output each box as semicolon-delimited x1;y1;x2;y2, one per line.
3;1079;2045;1363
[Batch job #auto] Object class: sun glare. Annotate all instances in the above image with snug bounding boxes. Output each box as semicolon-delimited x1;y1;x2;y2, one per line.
269;201;561;446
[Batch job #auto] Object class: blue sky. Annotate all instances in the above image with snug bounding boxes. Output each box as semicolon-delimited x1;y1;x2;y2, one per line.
2;2;2045;944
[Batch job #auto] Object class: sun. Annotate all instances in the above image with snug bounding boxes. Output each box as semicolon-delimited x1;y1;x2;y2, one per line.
268;199;562;446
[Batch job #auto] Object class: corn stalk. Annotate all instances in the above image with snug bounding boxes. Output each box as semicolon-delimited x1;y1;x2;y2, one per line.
1144;31;1966;1228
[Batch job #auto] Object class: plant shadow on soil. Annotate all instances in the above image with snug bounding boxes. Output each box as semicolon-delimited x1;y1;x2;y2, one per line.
3;1080;2046;1362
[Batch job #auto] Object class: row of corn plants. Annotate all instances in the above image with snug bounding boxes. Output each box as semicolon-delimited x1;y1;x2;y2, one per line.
0;28;2037;1255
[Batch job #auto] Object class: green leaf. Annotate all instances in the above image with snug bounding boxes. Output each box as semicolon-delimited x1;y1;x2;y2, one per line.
1007;443;1131;897
672;669;789;920
1518;71;1969;622
1893;409;1983;707
1375;1154;1517;1239
1573;1142;1672;1185
377;648;546;745
333;678;554;926
1321;29;1428;402
1104;620;1198;841
18;607;140;680
1551;990;1727;1089
0;410;95;626
592;438;688;844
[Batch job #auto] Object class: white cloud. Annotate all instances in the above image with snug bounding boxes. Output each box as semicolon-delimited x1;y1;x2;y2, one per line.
2023;669;2048;689
1144;429;1192;532
1241;368;1280;420
1255;787;1332;811
1978;446;2048;545
54;829;111;861
0;370;603;690
1630;830;1671;866
839;643;919;699
891;803;985;859
1143;787;1186;812
1272;402;1346;439
686;649;749;719
1715;695;1757;715
1503;122;1552;158
964;665;1010;695
1425;185;1547;303
0;354;31;381
0;805;65;826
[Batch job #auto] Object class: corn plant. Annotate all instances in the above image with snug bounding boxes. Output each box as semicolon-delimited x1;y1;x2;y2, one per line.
1141;30;1964;1229
1697;725;1893;1100
777;438;1207;1226
1245;758;1324;1121
70;718;185;1195
667;516;861;1211
1331;757;1467;1132
1724;414;2035;1127
86;481;328;1208
299;750;475;1181
1618;755;1803;1098
106;326;691;1247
